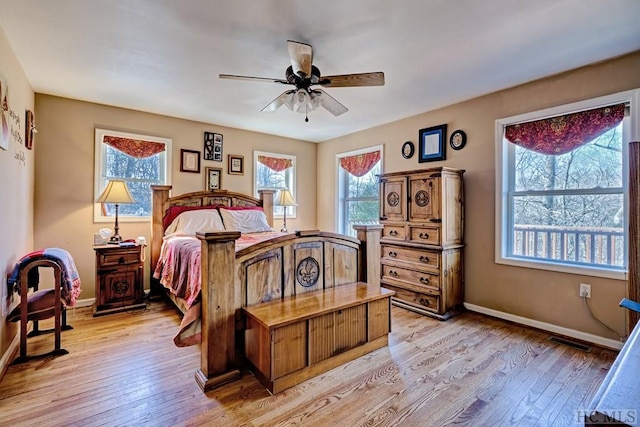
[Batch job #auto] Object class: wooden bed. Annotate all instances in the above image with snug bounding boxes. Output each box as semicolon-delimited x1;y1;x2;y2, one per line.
151;186;386;392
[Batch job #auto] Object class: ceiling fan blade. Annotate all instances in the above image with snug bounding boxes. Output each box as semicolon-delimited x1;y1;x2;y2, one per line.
261;90;296;112
219;74;289;85
287;40;313;78
314;89;348;116
317;72;385;87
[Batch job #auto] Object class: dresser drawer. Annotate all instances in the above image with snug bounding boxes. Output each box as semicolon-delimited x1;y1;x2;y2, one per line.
408;225;440;246
382;264;440;290
381;245;440;270
384;284;440;313
97;248;141;267
381;224;406;241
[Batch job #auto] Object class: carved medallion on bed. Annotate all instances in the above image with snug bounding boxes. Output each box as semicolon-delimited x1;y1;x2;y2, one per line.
151;186;384;392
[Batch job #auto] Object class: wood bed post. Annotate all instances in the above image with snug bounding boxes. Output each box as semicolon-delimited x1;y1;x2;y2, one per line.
195;231;242;392
151;185;172;274
353;224;382;290
258;190;276;227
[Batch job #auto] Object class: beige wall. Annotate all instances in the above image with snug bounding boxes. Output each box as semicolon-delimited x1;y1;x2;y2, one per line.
33;95;316;301
0;28;35;365
318;52;640;341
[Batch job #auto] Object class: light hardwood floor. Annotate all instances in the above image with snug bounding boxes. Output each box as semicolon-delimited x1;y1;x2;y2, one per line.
0;301;616;427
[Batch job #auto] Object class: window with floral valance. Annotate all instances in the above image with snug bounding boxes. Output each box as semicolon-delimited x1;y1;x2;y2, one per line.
94;129;171;222
496;92;636;279
337;147;382;236
254;151;296;218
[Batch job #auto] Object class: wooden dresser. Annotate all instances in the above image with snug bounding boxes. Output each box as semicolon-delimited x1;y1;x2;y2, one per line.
378;167;465;319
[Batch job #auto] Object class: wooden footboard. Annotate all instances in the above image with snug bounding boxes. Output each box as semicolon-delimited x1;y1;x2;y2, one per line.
194;227;382;392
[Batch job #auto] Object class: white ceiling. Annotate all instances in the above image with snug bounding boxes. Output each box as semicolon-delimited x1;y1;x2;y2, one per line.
1;0;639;143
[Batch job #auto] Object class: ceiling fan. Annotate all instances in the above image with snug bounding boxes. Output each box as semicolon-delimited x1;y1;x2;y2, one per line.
219;40;385;122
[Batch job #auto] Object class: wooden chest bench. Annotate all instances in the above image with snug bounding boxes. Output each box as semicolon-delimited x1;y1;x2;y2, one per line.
242;282;395;394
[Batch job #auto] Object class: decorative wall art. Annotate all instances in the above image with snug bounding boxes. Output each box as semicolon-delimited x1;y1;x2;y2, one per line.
402;141;414;159
25;110;35;150
0;73;9;151
204;131;223;161
418;124;447;162
228;154;244;175
205;167;222;190
449;129;467;150
180;149;201;173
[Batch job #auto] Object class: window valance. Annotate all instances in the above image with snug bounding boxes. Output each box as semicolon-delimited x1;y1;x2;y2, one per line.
504;103;625;155
339;150;381;177
103;136;166;159
258;155;293;172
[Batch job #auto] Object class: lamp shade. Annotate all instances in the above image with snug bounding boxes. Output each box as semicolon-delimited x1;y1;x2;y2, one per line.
275;189;297;207
96;180;135;204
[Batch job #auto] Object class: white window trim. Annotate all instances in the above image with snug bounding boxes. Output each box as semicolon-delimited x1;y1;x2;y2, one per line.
335;144;384;234
495;89;640;280
253;150;297;219
94;128;172;223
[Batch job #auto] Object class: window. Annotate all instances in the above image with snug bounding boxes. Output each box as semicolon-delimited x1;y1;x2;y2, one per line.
496;90;639;279
337;146;383;237
94;129;171;222
253;151;296;217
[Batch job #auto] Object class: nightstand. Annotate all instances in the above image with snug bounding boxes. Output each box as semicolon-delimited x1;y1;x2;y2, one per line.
93;244;146;316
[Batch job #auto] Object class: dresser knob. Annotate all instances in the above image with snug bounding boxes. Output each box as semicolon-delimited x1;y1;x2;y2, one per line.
389;251;397;258
420;277;430;284
419;232;429;239
389;230;398;237
419;256;429;263
118;256;125;264
419;298;431;306
389;270;398;277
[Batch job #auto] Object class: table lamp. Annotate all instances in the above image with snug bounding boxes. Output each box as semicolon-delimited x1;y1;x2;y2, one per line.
275;189;297;232
96;180;135;243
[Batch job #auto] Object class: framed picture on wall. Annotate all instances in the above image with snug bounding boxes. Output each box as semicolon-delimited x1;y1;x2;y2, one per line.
228;154;244;175
418;124;447;162
205;167;222;190
204;132;223;161
180;149;201;173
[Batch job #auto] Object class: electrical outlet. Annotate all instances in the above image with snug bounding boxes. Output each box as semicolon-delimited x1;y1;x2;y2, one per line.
579;283;591;298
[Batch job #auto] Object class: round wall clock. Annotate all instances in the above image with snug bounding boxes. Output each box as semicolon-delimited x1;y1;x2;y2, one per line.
449;130;467;150
402;141;415;159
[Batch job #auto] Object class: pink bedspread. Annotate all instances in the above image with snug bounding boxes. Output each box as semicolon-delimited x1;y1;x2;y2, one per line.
153;231;286;346
153;231;285;307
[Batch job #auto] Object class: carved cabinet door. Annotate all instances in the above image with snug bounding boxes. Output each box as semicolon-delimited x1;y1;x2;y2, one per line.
408;174;441;222
379;176;407;222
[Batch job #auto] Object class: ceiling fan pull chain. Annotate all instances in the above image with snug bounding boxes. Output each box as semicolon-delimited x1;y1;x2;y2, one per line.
305;104;309;122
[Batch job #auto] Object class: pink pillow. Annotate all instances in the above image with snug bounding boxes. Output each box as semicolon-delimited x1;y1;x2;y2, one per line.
162;205;219;229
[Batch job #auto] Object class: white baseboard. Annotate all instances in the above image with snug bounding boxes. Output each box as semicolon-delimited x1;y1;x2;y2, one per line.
0;329;20;382
464;302;623;351
72;298;95;309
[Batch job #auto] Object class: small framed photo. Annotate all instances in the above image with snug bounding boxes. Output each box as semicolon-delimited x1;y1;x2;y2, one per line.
204;132;223;161
228;154;244;175
180;149;201;173
205;167;222;190
418;124;447;163
401;141;414;159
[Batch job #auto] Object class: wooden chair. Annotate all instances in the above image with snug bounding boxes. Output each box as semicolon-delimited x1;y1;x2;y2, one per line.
9;258;72;364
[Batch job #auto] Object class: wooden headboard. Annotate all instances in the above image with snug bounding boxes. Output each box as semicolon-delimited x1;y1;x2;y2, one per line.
150;186;275;274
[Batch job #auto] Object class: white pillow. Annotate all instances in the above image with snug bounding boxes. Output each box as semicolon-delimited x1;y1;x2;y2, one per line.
164;209;225;236
219;208;272;233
